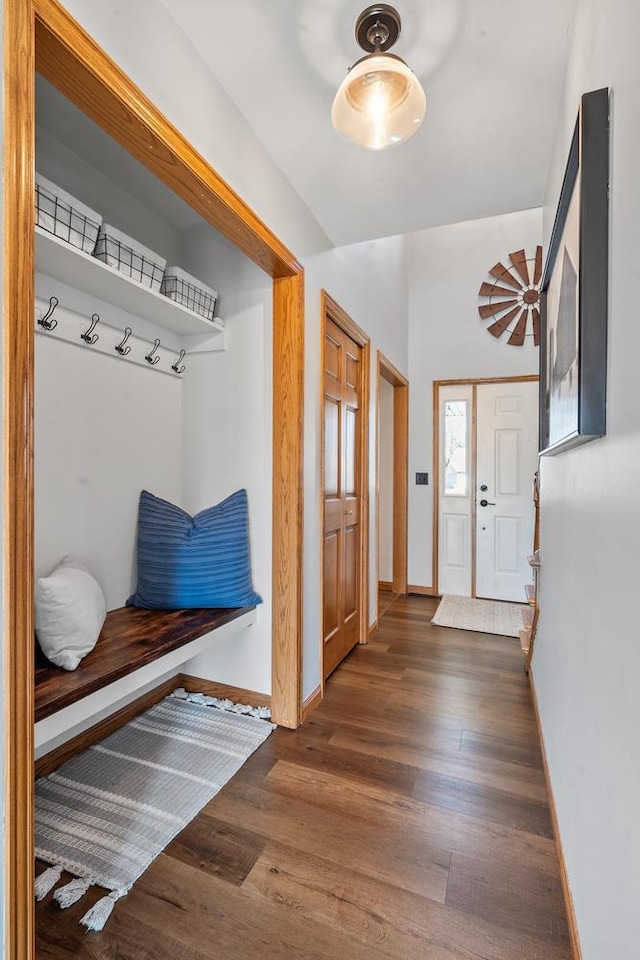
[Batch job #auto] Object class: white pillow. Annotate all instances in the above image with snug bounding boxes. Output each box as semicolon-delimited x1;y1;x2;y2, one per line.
35;557;107;671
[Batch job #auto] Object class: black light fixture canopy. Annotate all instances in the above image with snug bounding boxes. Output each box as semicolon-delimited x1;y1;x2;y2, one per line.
355;5;401;53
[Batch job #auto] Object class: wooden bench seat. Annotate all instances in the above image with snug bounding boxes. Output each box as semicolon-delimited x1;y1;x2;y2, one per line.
35;605;255;723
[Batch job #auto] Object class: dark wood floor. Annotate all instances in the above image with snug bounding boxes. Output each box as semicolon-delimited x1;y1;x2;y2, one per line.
36;592;571;959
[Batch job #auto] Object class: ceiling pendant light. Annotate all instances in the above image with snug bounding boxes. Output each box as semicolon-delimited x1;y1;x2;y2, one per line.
331;4;426;151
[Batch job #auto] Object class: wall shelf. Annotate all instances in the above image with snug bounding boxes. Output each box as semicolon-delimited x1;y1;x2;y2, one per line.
35;226;225;339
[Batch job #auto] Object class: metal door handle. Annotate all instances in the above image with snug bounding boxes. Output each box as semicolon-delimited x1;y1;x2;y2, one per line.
479;499;496;507
346;509;354;515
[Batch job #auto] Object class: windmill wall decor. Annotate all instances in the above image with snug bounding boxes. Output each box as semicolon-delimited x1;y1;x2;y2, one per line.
478;246;543;346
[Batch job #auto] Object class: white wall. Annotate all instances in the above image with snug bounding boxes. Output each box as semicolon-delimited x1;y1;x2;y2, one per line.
406;208;541;589
35;334;182;608
36;126;184;266
56;0;331;261
533;2;640;956
378;377;394;584
181;227;273;695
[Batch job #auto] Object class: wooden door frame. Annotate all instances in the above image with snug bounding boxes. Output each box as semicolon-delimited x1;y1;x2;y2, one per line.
432;375;539;596
4;2;305;956
375;352;409;617
319;291;370;694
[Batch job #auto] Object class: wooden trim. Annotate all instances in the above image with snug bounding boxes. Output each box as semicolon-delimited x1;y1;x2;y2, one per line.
378;580;393;590
272;274;304;728
376;351;409;606
34;676;179;779
319;297;328;700
4;0;36;957
7;2;306;954
368;620;379;638
392;381;409;594
378;354;408;386
530;675;582;960
470;384;478;599
435;375;539;387
35;674;272;779
432;380;440;595
322;291;370;349
179;675;271;708
374;353;381;624
408;585;440;597
320;293;370;658
33;0;300;280
300;685;322;724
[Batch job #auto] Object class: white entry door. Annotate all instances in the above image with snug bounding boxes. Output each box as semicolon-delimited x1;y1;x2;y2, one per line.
475;380;538;601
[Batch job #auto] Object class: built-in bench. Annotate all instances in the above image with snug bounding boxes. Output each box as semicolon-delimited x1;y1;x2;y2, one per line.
35;604;256;723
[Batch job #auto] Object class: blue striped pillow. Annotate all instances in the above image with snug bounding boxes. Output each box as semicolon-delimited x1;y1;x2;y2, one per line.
127;489;262;610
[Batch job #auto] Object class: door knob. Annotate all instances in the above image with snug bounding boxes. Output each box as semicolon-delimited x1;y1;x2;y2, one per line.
479;499;496;507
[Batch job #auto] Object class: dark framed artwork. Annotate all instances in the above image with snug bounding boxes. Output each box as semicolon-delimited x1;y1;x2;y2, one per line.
539;87;610;455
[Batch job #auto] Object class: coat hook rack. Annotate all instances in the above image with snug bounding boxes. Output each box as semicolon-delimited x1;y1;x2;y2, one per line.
115;326;132;356
80;313;100;345
171;349;186;375
38;296;59;331
145;338;161;365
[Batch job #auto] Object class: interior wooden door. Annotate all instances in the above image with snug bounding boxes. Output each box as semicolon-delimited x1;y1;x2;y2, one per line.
323;317;363;679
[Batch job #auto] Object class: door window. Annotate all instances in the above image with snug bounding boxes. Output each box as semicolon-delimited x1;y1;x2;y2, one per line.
443;400;469;497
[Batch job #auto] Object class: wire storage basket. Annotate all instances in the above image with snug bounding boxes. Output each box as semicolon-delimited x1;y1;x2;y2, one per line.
94;224;167;291
160;266;218;321
35;173;103;254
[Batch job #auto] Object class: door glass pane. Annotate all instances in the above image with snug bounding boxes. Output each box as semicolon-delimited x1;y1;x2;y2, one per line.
444;400;469;496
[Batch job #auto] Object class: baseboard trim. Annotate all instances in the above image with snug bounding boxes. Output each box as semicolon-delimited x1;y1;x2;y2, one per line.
36;675;272;778
530;673;582;960
368;620;379;640
179;675;271;708
35;676;178;779
378;580;393;590
408;584;440;597
301;685;322;723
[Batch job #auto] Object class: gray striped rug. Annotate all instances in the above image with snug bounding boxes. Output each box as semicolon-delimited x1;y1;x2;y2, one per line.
35;692;274;929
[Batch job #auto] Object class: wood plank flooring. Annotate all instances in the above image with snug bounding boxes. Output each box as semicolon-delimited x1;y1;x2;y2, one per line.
35;593;571;959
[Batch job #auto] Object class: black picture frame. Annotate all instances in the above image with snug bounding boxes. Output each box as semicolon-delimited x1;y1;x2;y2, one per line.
539;88;609;456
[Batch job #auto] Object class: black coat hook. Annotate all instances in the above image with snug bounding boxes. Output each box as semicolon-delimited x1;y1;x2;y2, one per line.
81;313;100;345
171;349;186;374
115;327;132;356
145;338;161;365
38;296;59;331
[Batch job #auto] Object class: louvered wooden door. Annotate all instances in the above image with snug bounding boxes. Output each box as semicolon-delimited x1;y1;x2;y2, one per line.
323;318;363;679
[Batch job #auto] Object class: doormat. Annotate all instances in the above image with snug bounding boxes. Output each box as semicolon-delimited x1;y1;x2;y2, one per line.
35;690;275;930
431;594;527;638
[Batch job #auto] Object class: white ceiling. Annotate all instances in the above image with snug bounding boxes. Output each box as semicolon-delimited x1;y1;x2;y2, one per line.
159;0;576;247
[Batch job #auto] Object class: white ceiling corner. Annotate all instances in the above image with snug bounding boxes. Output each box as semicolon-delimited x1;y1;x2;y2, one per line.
160;0;576;247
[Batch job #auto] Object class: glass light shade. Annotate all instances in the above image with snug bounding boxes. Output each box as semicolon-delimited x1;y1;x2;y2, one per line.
331;53;426;150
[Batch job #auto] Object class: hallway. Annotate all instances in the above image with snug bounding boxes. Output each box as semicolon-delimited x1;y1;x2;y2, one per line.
36;594;570;959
